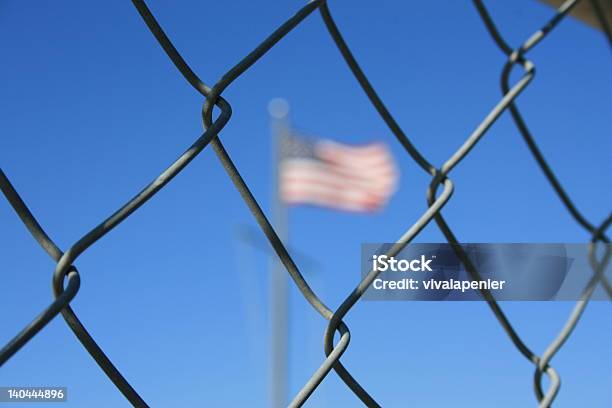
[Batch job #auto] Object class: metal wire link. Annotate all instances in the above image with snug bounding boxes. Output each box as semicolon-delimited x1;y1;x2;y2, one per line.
0;0;609;407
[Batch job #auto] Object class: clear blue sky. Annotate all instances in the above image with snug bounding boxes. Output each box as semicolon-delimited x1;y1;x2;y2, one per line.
1;0;610;407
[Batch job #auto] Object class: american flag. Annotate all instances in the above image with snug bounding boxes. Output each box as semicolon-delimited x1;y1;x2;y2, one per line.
279;134;399;212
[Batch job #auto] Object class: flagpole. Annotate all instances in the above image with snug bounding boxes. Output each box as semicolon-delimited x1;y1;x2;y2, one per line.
268;98;290;408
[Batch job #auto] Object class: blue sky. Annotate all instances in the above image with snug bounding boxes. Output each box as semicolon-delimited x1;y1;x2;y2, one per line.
1;0;610;407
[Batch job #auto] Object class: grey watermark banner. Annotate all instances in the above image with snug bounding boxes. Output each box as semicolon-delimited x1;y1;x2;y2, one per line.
0;387;66;403
362;243;610;301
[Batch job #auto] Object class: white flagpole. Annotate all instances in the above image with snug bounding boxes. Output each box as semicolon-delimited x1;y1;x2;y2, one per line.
268;98;290;408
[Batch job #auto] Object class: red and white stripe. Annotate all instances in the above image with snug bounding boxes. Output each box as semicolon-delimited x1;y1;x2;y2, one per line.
280;141;398;212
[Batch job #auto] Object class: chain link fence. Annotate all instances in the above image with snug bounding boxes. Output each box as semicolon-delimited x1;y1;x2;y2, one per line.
1;0;610;406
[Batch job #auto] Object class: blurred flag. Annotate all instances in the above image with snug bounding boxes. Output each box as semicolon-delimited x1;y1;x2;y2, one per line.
280;134;399;212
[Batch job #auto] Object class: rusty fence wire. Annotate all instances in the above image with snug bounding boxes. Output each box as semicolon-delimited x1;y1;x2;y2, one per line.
1;0;610;406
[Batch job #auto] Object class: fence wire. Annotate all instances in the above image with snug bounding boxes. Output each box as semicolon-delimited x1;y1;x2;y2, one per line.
1;0;610;407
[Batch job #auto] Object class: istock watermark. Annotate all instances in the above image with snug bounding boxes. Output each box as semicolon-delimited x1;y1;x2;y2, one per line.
372;254;434;272
361;243;610;301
